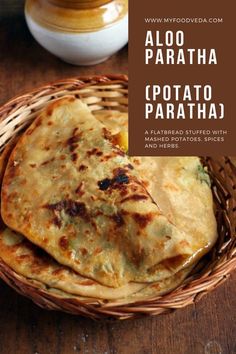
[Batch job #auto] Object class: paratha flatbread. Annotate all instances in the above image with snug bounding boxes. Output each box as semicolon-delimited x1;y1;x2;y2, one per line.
0;227;196;301
94;110;217;263
1;98;197;287
0;109;216;302
0;143;190;301
0;227;146;300
132;156;216;258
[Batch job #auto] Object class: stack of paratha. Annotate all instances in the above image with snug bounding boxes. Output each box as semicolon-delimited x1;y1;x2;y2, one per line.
0;98;217;305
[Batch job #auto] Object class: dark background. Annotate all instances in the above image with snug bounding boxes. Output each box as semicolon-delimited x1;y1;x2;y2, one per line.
0;2;235;354
1;0;24;15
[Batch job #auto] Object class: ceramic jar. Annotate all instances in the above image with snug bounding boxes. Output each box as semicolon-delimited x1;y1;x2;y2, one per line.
25;0;128;65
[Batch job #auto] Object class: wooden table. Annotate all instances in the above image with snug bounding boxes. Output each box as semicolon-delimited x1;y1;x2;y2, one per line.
0;14;235;354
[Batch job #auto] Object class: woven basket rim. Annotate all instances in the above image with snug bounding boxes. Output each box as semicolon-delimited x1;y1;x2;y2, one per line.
0;74;128;113
0;74;235;320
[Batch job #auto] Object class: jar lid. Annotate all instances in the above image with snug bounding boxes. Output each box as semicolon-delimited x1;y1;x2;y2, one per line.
49;1;112;9
25;0;128;33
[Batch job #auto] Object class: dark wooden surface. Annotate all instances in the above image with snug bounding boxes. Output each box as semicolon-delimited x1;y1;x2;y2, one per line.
0;14;235;354
1;0;24;15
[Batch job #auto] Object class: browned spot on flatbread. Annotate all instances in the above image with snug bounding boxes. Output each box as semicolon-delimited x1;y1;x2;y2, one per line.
103;127;112;140
151;283;161;290
113;167;127;176
41;157;55;166
87;148;103;157
98;178;112;191
44;201;65;212
70;144;79;153
159;255;188;270
5;161;19;179
179;240;190;248
120;187;129;197
26;128;34;136
66;127;82;153
112;146;125;156
45;200;90;222
75;182;85;196
110;134;120;146
133;158;141;165
94;247;102;255
71;153;78;162
6;191;19;203
143;180;150;188
35;118;42;127
130;247;146;267
59;236;69;250
112;213;125;227
79;247;88;256
78;164;88;172
67;136;80;149
98;173;129;191
127;164;134;170
79;279;95;286
132;212;154;228
72;127;79;135
27;118;43;136
66;201;89;220
52;216;62;229
17;254;31;262
52;268;64;276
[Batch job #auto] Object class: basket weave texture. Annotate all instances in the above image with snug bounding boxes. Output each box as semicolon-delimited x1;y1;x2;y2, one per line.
0;75;235;320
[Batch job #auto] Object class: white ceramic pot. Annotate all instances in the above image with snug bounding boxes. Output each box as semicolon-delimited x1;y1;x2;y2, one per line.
25;0;128;66
25;13;128;66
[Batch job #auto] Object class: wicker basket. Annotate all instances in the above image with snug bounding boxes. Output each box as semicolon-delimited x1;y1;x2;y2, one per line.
0;75;235;320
